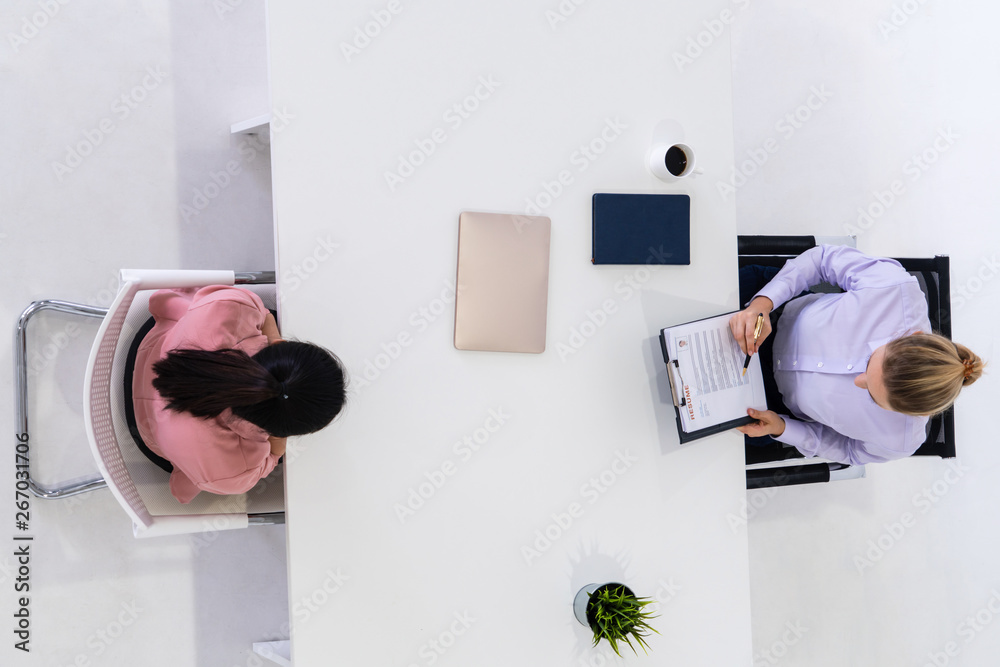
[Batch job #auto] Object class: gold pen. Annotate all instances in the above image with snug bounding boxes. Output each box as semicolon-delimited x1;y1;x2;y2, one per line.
742;313;764;377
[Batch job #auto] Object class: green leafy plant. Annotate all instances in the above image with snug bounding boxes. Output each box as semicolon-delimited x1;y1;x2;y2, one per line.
586;585;660;656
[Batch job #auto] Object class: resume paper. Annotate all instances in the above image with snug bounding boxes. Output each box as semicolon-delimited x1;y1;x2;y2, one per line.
665;313;768;433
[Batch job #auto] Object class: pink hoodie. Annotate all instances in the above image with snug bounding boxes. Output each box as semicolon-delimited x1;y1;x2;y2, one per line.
131;286;279;503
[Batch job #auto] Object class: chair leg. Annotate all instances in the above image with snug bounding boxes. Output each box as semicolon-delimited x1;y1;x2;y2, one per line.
15;300;110;499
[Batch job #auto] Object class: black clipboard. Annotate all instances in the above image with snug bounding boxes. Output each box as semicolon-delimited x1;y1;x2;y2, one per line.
658;311;757;444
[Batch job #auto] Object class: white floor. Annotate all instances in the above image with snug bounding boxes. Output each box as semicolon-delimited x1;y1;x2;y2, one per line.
2;1;999;665
733;3;1000;666
1;3;284;666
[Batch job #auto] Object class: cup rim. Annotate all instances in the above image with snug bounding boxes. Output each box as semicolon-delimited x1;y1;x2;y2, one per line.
665;143;694;176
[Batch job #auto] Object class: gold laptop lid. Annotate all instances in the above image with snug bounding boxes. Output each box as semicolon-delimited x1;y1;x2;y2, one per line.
454;211;551;353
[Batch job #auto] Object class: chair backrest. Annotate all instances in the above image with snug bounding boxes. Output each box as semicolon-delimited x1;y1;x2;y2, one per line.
83;276;153;530
737;237;956;459
894;256;955;458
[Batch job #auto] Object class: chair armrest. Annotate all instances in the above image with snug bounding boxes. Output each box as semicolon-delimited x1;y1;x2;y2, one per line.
119;269;235;290
133;513;249;538
746;462;866;489
737;235;816;256
747;463;831;488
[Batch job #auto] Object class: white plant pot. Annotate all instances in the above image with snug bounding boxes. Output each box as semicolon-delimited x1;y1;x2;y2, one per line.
573;583;600;626
574;582;634;626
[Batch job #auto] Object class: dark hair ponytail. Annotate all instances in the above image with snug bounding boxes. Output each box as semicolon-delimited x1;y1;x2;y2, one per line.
152;342;346;437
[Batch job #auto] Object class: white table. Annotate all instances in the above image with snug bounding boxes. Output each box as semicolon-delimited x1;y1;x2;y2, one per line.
267;1;751;664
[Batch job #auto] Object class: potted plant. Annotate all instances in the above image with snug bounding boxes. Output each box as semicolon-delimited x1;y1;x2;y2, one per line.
573;583;659;656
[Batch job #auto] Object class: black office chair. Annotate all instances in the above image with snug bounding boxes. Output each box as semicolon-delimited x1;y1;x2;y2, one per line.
738;235;955;489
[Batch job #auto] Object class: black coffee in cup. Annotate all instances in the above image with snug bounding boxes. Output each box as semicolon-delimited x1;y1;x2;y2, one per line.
665;145;687;176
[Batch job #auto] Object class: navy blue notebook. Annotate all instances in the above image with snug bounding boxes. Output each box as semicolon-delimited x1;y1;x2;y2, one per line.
591;193;690;265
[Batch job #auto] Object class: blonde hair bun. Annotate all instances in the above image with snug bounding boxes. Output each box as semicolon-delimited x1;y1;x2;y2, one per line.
956;344;984;386
883;334;983;415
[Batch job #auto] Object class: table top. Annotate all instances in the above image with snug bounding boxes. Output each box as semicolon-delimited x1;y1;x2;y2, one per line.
266;1;751;663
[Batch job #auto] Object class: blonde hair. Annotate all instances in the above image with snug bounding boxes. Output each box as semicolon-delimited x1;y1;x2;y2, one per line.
883;333;984;416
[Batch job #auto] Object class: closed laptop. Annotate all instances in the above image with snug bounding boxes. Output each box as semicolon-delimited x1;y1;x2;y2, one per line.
454;211;551;353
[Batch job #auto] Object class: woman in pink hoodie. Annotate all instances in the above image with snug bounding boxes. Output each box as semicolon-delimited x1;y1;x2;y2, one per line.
131;286;346;503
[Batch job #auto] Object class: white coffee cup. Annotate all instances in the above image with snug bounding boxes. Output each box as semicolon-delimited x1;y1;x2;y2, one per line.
648;142;701;181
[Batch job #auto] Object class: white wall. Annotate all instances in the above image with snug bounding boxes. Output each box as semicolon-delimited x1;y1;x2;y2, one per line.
0;2;286;666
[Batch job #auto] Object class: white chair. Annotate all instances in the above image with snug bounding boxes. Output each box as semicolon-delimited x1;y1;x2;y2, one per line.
15;269;285;537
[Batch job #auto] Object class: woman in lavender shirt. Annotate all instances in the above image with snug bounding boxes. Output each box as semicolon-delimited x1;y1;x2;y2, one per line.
730;245;983;466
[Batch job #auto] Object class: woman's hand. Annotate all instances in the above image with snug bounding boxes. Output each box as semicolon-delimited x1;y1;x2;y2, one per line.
262;312;282;344
735;408;785;437
269;436;287;457
729;296;774;356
